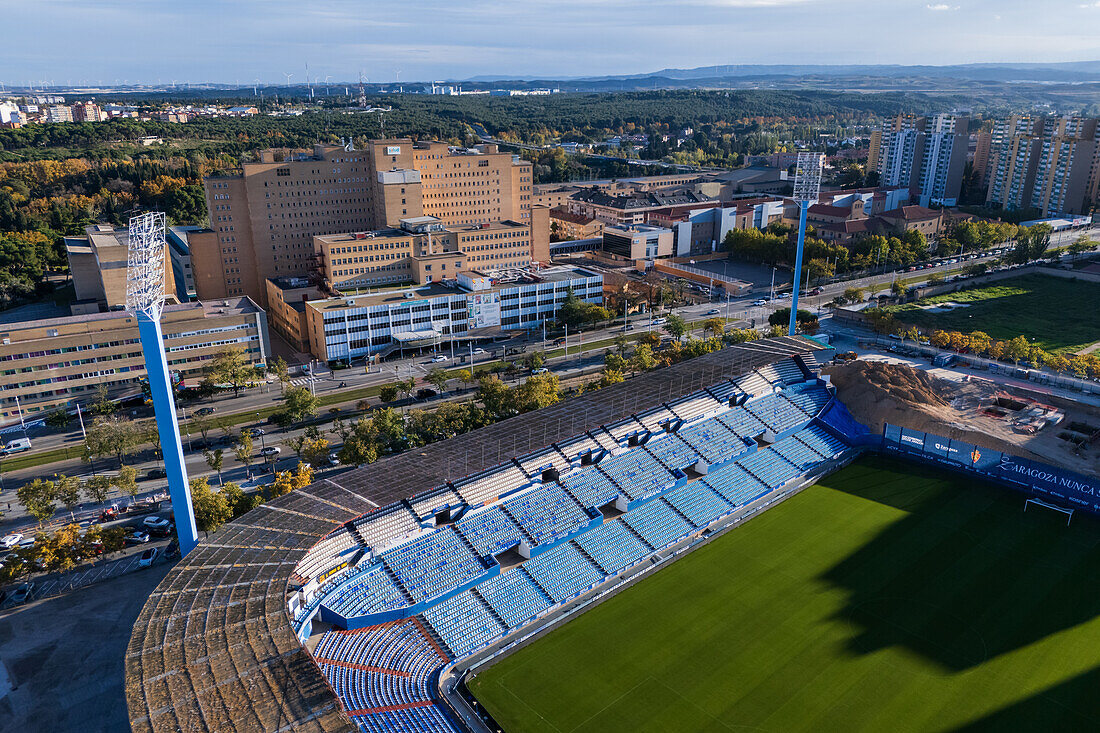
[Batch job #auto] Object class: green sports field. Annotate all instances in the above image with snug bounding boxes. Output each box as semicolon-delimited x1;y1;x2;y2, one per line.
470;455;1100;732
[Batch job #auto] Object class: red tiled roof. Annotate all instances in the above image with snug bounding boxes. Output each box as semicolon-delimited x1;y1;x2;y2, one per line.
880;205;941;221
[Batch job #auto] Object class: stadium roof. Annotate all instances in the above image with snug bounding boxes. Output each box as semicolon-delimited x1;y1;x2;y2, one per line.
125;336;825;733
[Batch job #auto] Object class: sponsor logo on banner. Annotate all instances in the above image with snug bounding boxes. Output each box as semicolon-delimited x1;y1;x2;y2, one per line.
386;146;401;155
997;456;1097;496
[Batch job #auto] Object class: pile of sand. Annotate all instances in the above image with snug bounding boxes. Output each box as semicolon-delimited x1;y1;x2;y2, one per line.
824;360;1064;468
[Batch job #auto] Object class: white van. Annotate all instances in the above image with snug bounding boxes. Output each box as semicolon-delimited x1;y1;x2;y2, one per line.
2;437;31;454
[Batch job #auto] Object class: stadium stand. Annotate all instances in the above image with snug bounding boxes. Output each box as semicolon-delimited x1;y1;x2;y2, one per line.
125;337;829;733
423;591;506;658
296;527;360;581
558;466;621;509
782;382;832;416
409;487;462;521
523;541;605;603
598;447;677;502
382;529;487;604
475;569;552;629
737;446;800;489
516;447;570;479
454;505;527;557
795;424;848;460
591;425;626;452
556;433;605;467
667;393;722;422
501;484;590;547
772;435;825;472
354;505;421;551
715;405;768;439
621;498;694;550
662;482;733;528
734;370;774;398
644;432;701;470
636;406;676;433
676;416;750;465
705;379;739;404
453;464;529;507
701;461;770;507
744;392;810;433
574;518;652;574
323;564;409;618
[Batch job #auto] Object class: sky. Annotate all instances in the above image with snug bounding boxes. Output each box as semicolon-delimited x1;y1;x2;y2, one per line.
2;0;1100;86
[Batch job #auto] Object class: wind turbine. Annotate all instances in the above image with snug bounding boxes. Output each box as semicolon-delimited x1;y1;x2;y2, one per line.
283;71;294;91
253;78;262;96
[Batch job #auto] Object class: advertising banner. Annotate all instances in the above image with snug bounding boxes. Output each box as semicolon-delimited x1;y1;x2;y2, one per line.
882;424;1100;515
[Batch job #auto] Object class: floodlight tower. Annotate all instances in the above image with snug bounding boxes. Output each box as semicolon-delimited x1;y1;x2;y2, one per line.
127;213;198;555
789;152;824;336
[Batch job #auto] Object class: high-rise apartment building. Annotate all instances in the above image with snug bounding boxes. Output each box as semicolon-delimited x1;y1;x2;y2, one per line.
874;114;969;207
200;139;537;305
985;115;1099;216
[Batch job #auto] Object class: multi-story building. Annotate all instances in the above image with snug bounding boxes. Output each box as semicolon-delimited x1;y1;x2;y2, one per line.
200;139;538;306
567;187;714;227
45;105;73;123
875;114;970;207
0;298;270;424
72;102;104;122
985;115;1099;216
549;208;604;241
601;224;674;261
65;225;178;310
297;266;603;362
971;131;992;185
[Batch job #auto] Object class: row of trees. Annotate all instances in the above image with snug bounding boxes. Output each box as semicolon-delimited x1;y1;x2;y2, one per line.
13;469;140;524
0;522;130;583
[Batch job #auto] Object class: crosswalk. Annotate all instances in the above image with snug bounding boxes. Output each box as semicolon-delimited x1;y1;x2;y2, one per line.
288;377;316;387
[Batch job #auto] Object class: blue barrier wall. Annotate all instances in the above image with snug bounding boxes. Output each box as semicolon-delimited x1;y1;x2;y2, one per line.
882;424;1100;515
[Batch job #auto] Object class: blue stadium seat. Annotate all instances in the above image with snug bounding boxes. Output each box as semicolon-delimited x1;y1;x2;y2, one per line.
322;564;408;618
702;462;771;507
782;383;832;416
621;498;693;550
574;518;651;574
737;447;800;489
423;590;506;659
744;392;809;433
523;541;604;603
381;528;487;604
475;569;551;629
662;482;733;528
598;447;676;502
455;505;526;557
644;432;700;469
794;424;847;459
558;466;620;509
676;416;750;465
502;483;590;547
716;406;768;439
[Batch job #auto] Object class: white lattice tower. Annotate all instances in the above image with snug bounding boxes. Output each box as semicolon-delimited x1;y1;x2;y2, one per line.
126;212;167;320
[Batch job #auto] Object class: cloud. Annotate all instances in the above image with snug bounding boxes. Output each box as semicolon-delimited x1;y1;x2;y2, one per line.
1079;1;1100;6
926;3;958;9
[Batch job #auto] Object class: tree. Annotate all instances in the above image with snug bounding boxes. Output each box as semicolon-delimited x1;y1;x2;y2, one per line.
302;436;331;467
234;432;254;473
600;369;625;388
190;412;214;446
396;378;416;403
45;410;71;429
221;482;262;519
189;476;232;534
84;415;142;467
379;384;399;403
477;375;515;418
270;355;291;393
664;314;687;340
204;448;225;486
629;343;657;375
207;347;257;396
426;367;451;394
515;373;561;413
280;385;320;424
525;351;545;371
768;308;818;331
268;462;313;499
456;369;473;392
604;352;628;373
83;475;113;505
702;317;725;338
1069;235;1093;261
286;433;308;459
55;474;82;518
17;478;57;525
113;466;140;504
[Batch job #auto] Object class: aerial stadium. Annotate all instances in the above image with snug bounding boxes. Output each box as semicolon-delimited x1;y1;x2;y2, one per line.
124;336;1100;733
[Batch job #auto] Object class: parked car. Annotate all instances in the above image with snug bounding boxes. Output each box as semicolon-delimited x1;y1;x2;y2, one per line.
1;533;23;550
125;531;150;545
145;468;167;480
147;522;174;538
10;583;33;604
809;287;822;295
195;407;216;416
260;446;281;457
415;388;438;401
17;537;35;549
143;516;171;531
138;548;159;569
327;452;341;466
1;437;31;455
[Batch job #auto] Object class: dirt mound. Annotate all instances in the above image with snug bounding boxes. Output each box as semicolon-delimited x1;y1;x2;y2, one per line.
827;360;946;411
823;360;1059;468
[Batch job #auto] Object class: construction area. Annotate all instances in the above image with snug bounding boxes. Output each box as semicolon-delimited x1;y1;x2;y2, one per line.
826;360;1100;477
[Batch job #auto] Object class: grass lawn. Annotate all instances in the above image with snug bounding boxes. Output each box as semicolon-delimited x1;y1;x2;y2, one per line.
470;455;1100;732
886;273;1100;353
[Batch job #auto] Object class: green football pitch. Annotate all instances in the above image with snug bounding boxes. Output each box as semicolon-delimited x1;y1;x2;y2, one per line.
469;455;1100;732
